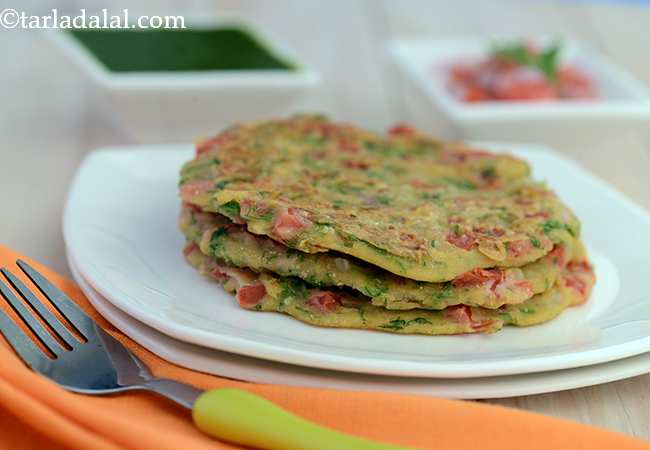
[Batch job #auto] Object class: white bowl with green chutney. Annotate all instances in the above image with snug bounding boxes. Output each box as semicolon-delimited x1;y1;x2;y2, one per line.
49;19;319;143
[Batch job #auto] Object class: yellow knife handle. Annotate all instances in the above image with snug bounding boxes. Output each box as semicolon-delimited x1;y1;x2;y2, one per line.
192;388;419;450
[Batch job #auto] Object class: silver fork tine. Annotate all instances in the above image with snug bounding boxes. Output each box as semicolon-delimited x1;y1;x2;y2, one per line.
17;260;94;339
1;268;76;348
0;278;61;357
0;309;47;367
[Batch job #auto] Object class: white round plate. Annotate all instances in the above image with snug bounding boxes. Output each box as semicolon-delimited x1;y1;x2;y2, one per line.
69;254;650;399
64;144;650;378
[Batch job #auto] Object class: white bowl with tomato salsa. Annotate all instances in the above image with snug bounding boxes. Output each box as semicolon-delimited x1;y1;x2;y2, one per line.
388;37;650;147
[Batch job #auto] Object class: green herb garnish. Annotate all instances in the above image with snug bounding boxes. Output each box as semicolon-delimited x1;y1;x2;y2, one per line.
360;280;389;298
215;180;230;190
491;41;561;82
286;248;306;261
208;228;227;253
541;219;575;237
218;200;241;218
432;283;453;301
480;166;497;180
530;236;542;248
379;316;432;330
442;177;477;191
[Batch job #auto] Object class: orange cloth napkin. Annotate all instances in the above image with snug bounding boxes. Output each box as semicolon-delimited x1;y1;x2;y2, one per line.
0;245;648;450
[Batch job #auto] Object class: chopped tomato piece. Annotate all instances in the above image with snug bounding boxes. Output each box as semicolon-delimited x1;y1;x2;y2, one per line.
313;123;339;138
388;124;417;136
337;138;359;152
443;305;495;331
558;67;598;99
449;63;474;84
210;268;229;283
179;180;214;201
508;239;534;258
453;268;504;288
343;159;370;169
236;284;267;308
463;85;490;102
272;208;313;243
567;260;593;273
525;211;550;219
444;305;472;327
513;279;534;294
562;259;595;303
446;232;477;250
472;226;505;237
563;276;587;297
469;317;497;331
492;70;556;101
307;291;342;313
546;246;566;267
399;232;424;250
410;179;440;190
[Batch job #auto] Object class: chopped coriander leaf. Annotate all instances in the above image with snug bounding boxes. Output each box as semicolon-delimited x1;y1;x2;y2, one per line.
379;316;432;330
432;283;453;301
286;248;306;261
208;228;227;252
407;317;432;325
422;192;442;202
481;166;497;180
375;195;391;205
360;281;389;297
358;309;367;323
218;200;241;218
295;305;313;315
215;180;230;190
530;236;542;248
379;317;407;330
442;177;476;190
279;278;308;302
541;219;575;236
498;312;513;322
538;43;561;82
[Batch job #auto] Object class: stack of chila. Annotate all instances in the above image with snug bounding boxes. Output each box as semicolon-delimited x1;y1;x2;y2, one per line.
178;115;595;335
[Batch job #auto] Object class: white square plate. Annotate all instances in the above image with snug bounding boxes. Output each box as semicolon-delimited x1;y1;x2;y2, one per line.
64;144;649;378
69;255;650;399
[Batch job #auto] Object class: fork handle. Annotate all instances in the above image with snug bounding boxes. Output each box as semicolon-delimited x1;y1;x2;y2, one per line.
192;388;417;450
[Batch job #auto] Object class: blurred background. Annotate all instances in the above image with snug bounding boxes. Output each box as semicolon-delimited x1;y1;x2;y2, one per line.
1;0;649;275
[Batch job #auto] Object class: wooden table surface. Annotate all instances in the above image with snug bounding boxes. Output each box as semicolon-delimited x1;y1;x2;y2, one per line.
1;0;649;440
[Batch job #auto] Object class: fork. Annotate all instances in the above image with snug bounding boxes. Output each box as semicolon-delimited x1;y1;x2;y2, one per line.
0;260;414;450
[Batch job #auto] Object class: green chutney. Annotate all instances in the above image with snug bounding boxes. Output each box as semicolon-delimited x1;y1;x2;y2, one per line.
68;27;296;72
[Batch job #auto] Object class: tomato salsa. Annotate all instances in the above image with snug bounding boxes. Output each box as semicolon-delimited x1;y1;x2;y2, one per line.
447;41;597;102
